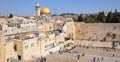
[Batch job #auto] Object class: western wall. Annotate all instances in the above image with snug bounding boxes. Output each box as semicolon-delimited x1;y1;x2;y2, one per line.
66;22;120;48
74;23;120;41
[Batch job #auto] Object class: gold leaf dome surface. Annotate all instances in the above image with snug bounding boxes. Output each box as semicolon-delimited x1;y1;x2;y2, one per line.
41;7;51;14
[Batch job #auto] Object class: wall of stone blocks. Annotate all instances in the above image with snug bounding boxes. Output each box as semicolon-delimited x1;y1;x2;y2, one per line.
74;23;120;41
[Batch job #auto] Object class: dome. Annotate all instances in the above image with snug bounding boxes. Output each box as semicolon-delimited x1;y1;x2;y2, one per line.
41;7;51;14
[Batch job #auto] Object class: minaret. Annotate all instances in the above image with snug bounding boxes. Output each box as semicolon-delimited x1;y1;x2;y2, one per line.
35;2;40;16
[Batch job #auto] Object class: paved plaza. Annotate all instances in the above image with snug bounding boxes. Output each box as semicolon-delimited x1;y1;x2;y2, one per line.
46;46;120;62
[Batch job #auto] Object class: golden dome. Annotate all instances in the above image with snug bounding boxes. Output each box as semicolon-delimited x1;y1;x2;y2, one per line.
41;7;51;14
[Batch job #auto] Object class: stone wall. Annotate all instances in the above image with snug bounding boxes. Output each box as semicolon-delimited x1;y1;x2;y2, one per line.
66;22;120;42
74;23;120;42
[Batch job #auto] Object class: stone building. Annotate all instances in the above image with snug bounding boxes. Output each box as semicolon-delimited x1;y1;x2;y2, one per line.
0;25;5;62
0;18;7;25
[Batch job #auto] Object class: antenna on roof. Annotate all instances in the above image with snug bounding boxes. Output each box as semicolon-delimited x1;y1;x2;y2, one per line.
54;8;58;16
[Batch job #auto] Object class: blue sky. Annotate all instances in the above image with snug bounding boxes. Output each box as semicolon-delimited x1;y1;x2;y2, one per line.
0;0;120;16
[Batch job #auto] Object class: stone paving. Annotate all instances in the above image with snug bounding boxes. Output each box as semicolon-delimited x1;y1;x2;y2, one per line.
46;47;120;62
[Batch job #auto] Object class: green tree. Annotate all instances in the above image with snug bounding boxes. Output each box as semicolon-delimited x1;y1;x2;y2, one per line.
116;15;120;23
85;18;97;23
111;10;120;23
106;12;113;23
78;14;83;22
97;11;106;23
72;17;78;22
9;14;13;18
